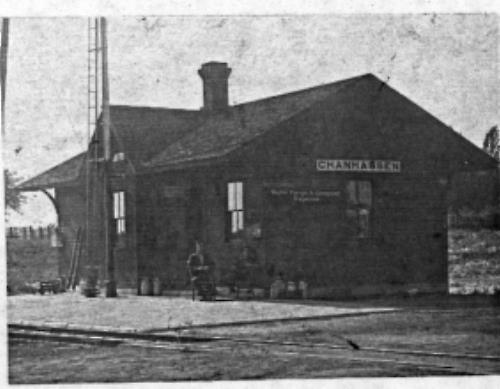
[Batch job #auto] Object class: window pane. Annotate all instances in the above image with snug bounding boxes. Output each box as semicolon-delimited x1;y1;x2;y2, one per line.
346;181;357;205
237;211;244;230
119;219;122;234
120;192;125;218
228;183;235;211
357;181;372;207
113;152;125;162
236;182;243;210
231;211;238;233
358;209;370;237
113;192;120;218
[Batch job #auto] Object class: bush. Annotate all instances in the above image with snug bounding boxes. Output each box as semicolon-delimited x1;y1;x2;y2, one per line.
448;205;500;230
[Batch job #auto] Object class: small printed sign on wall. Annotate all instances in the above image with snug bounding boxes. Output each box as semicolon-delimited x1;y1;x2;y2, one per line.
316;159;401;173
268;188;341;203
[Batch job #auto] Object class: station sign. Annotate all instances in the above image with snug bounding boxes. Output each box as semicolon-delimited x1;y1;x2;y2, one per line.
316;159;401;173
267;188;341;203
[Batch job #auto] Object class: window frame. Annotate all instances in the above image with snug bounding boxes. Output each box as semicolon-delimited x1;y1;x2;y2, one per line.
346;180;372;239
226;181;245;239
113;190;126;237
112;152;125;162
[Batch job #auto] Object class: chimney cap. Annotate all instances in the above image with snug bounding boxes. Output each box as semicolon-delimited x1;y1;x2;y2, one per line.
198;61;232;111
198;62;231;80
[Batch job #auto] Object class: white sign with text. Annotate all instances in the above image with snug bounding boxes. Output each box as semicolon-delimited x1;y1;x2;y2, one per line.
316;159;401;173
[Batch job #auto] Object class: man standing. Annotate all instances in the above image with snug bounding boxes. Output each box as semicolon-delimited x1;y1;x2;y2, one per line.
187;241;216;300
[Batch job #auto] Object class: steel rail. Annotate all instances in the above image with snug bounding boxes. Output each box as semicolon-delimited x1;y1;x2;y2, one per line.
207;336;500;362
9;328;491;376
8;324;215;343
8;326;499;376
10;323;500;361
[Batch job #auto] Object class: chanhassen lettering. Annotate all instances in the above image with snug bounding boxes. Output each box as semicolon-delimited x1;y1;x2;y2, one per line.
316;159;401;173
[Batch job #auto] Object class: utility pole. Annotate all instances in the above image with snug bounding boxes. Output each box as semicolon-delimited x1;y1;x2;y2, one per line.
1;18;9;135
100;17;117;297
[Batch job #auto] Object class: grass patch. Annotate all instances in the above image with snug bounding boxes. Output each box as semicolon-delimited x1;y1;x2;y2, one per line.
7;239;60;294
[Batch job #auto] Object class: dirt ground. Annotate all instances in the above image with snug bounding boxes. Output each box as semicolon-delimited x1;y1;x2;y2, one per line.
7;338;468;383
7;229;500;383
8;296;500;383
7;293;395;330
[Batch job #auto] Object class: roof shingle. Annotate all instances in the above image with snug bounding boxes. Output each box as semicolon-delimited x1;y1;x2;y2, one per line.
145;75;366;169
109;106;202;165
18;71;496;189
17;152;86;190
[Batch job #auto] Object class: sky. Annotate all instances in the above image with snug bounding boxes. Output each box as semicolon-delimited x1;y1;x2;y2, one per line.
2;13;499;225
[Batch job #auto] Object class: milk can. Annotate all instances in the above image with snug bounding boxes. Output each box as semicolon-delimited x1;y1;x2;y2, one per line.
153;277;162;296
140;277;153;296
287;281;297;297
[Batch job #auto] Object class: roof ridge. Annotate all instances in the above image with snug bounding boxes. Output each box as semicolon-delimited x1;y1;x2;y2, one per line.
145;74;372;169
232;73;373;108
109;74;375;115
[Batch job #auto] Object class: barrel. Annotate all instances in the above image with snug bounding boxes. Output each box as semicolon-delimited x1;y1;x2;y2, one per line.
270;278;285;299
287;281;297;297
140;277;153;296
298;280;308;299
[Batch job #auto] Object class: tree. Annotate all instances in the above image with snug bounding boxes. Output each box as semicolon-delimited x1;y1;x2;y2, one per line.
483;125;499;161
4;169;25;215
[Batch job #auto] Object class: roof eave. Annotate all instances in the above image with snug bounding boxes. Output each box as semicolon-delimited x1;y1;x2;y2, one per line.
140;153;230;174
16;178;82;192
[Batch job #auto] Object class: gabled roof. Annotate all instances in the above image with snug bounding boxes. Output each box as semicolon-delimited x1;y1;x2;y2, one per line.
17;107;203;190
16;152;86;191
18;71;497;190
145;75;366;169
109;106;202;164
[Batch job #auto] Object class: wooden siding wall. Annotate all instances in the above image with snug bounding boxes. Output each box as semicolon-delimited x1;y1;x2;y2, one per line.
132;79;494;296
56;186;88;280
136;173;192;289
111;170;138;289
55;164;138;289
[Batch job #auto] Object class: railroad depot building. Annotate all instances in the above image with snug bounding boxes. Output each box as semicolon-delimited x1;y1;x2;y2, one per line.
18;62;498;298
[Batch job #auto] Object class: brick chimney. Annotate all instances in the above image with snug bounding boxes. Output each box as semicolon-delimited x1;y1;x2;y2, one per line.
198;62;231;111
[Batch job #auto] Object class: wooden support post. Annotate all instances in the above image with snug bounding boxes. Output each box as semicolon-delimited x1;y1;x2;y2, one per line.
100;17;117;297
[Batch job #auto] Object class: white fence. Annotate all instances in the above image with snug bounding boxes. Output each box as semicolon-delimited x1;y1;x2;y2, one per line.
6;225;58;241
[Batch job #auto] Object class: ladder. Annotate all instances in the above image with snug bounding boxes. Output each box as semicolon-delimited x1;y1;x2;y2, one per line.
87;18;101;140
86;19;101;272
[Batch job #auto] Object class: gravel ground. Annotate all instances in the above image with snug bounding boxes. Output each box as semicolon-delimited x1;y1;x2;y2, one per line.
7;293;395;331
8;296;500;383
7;338;472;384
9;303;500;383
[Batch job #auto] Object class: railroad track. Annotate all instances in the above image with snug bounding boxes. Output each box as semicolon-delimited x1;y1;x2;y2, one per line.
9;324;500;376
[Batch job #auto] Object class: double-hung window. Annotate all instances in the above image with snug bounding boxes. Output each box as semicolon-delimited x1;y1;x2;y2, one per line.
113;191;126;235
227;181;244;236
346;180;372;238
